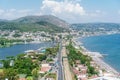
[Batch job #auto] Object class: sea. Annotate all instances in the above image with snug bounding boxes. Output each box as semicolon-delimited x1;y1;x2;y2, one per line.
79;34;120;72
0;42;55;59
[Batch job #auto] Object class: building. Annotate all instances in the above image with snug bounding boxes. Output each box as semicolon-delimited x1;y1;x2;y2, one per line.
89;76;120;80
39;64;51;73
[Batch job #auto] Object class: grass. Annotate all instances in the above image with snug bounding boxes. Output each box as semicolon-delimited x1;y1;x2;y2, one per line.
46;73;57;80
26;76;33;80
0;69;3;73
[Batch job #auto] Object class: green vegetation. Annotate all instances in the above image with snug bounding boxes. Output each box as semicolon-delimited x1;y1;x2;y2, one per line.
12;33;22;37
0;21;67;33
66;42;98;76
45;44;59;57
0;38;34;48
0;69;4;79
0;38;24;48
0;54;39;80
26;76;33;80
46;73;57;80
0;44;59;79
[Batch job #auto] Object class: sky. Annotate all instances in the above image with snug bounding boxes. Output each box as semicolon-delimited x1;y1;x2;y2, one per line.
0;0;120;23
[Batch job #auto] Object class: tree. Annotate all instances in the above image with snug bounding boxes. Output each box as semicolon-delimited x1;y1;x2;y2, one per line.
0;38;5;46
6;56;15;60
2;60;10;68
26;77;33;80
14;57;36;75
0;69;5;80
13;33;21;37
38;54;46;61
32;68;38;78
4;68;17;80
87;66;97;75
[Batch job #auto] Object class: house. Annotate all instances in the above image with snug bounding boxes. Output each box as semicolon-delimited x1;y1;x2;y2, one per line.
77;64;87;74
72;68;80;75
37;48;46;54
10;60;14;66
72;67;87;80
19;78;26;80
25;50;36;56
77;73;87;80
90;61;97;67
46;78;55;80
89;75;98;79
75;60;81;65
39;64;51;73
5;78;8;80
18;74;27;80
72;64;88;80
40;67;51;73
0;63;3;68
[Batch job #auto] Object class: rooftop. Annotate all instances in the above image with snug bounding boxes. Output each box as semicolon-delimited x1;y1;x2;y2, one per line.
89;76;120;80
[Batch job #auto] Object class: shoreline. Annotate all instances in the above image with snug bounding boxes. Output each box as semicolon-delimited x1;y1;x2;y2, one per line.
82;46;119;75
72;37;120;77
0;41;52;48
76;33;120;40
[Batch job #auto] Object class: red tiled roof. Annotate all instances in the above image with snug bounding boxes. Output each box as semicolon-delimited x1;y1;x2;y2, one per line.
72;68;80;75
40;67;51;72
19;78;26;80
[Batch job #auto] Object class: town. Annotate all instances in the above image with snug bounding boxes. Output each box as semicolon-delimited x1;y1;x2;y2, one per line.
0;30;120;80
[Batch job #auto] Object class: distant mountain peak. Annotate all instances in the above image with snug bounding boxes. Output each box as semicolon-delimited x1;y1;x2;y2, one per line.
13;15;69;28
0;15;70;32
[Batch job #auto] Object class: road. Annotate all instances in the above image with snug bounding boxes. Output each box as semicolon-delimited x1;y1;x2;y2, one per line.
57;39;64;80
40;40;63;80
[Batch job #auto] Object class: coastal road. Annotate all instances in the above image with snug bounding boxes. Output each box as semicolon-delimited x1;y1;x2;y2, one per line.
40;39;63;80
57;39;64;80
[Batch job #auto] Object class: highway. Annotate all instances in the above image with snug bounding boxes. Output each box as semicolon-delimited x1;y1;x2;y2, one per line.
57;39;64;80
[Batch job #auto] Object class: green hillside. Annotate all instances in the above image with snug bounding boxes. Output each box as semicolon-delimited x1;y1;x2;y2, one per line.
0;15;69;33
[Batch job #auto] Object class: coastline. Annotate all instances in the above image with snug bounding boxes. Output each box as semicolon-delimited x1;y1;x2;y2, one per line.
0;41;52;48
72;37;120;77
82;46;119;75
76;33;120;40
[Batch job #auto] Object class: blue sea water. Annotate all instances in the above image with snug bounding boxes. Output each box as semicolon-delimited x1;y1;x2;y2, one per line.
79;34;120;72
0;42;55;59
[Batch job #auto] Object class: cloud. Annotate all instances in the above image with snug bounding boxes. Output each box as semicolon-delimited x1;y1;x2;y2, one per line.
0;9;4;15
0;9;41;20
17;9;31;13
88;10;106;17
118;10;120;14
40;0;107;23
40;0;86;22
0;0;107;23
41;0;85;15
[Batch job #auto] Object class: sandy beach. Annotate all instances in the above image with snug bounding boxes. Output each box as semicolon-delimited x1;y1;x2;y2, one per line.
73;38;120;77
92;56;119;75
84;49;119;75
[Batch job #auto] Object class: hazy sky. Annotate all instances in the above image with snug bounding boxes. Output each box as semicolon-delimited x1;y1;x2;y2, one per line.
0;0;120;23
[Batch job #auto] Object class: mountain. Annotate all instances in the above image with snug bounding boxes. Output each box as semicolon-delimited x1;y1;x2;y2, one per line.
0;15;70;32
13;15;69;29
0;19;8;22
